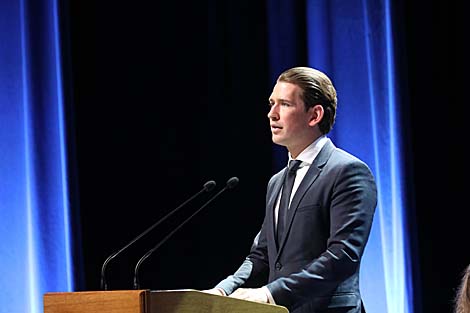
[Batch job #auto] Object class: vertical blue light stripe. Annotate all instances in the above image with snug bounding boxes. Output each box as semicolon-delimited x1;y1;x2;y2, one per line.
358;1;389;310
384;0;400;309
52;0;74;291
19;0;40;311
359;2;392;311
385;0;410;311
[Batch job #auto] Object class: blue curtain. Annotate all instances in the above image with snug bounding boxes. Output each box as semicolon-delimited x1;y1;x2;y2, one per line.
0;1;77;312
267;0;415;312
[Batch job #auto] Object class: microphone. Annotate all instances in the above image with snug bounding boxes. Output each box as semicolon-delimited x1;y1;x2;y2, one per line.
133;176;239;289
100;180;216;290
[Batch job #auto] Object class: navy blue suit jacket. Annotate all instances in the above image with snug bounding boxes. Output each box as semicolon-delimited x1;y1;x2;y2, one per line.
216;139;377;313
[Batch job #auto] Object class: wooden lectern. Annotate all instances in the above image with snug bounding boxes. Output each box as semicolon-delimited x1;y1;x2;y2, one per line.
43;289;289;313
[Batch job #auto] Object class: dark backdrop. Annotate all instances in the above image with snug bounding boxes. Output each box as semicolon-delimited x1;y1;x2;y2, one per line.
62;1;469;313
403;1;469;312
63;0;272;292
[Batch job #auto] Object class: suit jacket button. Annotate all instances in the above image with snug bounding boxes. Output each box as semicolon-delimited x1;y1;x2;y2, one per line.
275;262;282;270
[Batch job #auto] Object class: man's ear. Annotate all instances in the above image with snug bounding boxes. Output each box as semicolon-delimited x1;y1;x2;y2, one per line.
308;104;324;127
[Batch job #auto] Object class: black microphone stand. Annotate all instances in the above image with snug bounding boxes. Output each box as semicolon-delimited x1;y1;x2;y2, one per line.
100;180;216;290
133;177;239;289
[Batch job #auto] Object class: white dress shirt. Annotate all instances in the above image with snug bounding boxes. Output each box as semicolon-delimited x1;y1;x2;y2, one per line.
273;135;328;228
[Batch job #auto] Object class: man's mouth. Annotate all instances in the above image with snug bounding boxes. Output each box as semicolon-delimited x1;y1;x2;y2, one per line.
271;125;282;133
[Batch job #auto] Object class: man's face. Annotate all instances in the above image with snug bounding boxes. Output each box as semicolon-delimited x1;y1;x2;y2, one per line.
268;81;315;154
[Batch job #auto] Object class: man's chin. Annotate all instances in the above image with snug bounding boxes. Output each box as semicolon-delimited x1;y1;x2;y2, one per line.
271;136;287;146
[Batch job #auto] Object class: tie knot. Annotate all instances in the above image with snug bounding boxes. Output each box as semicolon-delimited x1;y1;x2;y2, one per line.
288;160;302;173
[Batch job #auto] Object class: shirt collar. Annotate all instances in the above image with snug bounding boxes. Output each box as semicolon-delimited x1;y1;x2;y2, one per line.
288;135;328;167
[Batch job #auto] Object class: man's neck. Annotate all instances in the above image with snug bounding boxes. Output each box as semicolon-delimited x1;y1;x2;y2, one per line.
289;135;323;159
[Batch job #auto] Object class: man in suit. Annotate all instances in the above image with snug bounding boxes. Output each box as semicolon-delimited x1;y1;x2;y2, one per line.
205;66;377;313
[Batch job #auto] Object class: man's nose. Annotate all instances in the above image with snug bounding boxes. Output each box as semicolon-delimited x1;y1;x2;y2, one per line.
267;105;279;120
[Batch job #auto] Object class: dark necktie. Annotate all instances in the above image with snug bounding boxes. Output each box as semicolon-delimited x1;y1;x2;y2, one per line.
276;159;302;246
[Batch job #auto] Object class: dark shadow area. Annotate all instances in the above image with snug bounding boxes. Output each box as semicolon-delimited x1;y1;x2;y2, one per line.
403;1;470;313
64;0;271;292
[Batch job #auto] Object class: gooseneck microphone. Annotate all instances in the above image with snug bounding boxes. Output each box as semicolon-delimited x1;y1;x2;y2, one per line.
100;180;216;290
133;177;239;289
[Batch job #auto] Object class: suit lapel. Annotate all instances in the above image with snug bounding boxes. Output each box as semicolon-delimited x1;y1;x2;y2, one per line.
267;169;288;252
276;139;335;257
